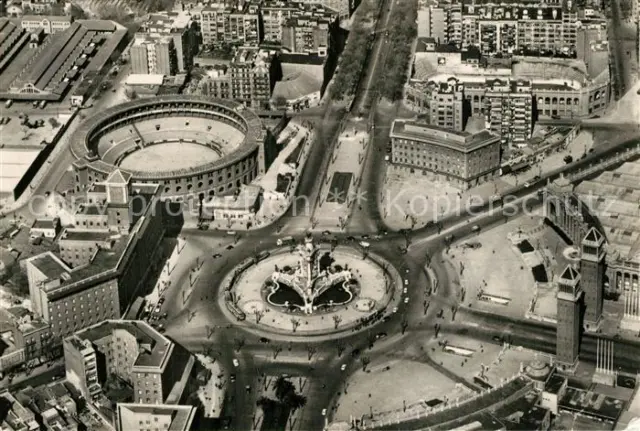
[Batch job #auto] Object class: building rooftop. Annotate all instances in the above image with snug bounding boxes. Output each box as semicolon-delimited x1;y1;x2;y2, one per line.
272;70;322;101
390;120;499;153
117;403;196;431
559;386;626;422
575;160;640;263
208;184;262;211
0;390;38;431
73;320;173;370
27;252;71;281
544;373;566;394
59;229;113;242
31;218;58;230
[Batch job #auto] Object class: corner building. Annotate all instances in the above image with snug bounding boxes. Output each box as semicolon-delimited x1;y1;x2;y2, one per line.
390;120;501;189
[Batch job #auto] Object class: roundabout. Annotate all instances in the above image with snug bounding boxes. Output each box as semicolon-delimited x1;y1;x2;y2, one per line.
218;235;400;337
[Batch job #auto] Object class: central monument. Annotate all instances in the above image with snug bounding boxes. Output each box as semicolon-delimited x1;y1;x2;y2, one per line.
271;234;353;314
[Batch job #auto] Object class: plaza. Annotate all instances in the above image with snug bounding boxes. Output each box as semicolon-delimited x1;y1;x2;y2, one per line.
219;239;398;335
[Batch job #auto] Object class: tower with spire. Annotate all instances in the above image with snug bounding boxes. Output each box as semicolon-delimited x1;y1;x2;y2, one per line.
556;264;582;372
580;227;605;330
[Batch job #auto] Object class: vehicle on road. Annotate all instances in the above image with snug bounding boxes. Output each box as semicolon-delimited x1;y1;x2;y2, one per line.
5;100;12;108
212;253;222;258
322;409;327;416
230;374;236;382
277;236;295;246
340;364;347;371
392;306;398;313
232;359;239;367
259;337;270;344
361;234;370;240
226;245;234;250
471;225;480;233
404;279;409;285
227;231;236;236
404;297;409;304
360;241;370;248
403;287;408;294
376;332;387;339
322;230;331;236
245;385;251;392
351;349;360;357
39;100;46;109
346;236;356;241
524;181;532;187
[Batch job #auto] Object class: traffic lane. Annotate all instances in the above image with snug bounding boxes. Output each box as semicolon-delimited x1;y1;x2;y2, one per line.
444;317;640;373
408;135;640;239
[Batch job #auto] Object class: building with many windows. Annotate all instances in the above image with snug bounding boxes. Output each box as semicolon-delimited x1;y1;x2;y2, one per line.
390;120;501;189
282;14;336;55
483;78;533;147
418;0;578;55
130;34;177;75
229;47;280;109
24;172;165;339
199;0;261;47
261;1;338;43
134;11;199;73
63;320;193;404
404;77;467;131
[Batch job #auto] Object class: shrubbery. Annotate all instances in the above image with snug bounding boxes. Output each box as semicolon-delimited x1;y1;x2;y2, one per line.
378;0;417;101
328;0;379;100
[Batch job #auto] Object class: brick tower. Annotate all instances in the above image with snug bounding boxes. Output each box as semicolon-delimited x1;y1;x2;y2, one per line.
580;227;606;330
556;265;582;372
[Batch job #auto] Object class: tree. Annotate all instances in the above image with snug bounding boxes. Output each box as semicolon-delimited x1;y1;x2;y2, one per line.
272;95;288;110
333;315;343;329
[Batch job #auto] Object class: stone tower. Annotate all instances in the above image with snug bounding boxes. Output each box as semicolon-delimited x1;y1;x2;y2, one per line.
580;227;605;330
556;264;582;372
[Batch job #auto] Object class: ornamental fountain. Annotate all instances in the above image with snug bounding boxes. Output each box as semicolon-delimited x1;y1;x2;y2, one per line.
270;235;353;314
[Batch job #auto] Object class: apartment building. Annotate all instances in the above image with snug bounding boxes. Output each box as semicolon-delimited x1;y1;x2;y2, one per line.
483;78;533;147
138;12;199;73
230;47;279;109
130;34;177;75
282;16;334;55
25;170;165;340
200;1;261;47
261;1;338;43
298;0;349;18
390;120;501;189
0;307;53;371
63;320;193;405
422;1;578;55
198;65;232;99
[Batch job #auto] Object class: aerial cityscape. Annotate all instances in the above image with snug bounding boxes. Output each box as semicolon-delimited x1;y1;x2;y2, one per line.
0;0;640;429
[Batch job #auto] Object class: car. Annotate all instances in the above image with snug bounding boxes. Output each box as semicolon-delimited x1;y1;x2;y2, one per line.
226;245;234;250
155;306;161;313
383;315;391;322
404;279;409;286
322;408;327;416
392;306;398;313
259;337;270;344
360;241;370;248
232;359;239;367
403;287;408;294
375;332;387;339
404;297;409;304
161;312;168;318
340;364;347;371
158;297;166;304
361;234;370;240
44;191;51;197
230;374;236;382
158;327;166;333
351;349;360;357
524;181;531;187
322;230;331;236
213;253;222;258
346;236;356;241
245;385;251;392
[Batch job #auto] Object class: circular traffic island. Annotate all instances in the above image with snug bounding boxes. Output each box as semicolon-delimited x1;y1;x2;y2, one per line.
220;235;399;337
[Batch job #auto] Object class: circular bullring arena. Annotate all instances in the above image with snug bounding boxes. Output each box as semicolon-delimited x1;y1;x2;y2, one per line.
70;96;267;200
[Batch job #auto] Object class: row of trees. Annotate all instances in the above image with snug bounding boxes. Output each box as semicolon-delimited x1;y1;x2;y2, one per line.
377;0;418;101
328;0;379;100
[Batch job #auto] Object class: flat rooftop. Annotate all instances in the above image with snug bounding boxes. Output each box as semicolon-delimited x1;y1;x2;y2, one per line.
559;387;626;422
117;403;196;431
390;120;499;153
0;148;41;194
74;320;173;369
575;159;640;263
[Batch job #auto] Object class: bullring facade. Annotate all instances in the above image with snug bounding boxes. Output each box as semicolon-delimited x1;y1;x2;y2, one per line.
70;95;272;201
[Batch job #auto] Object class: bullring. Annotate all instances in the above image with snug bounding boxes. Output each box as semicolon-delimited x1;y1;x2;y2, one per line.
70;95;268;201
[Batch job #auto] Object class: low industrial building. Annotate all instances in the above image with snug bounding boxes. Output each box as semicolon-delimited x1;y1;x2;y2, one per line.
202;184;263;223
29;218;60;239
390;120;501;189
0;17;127;101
